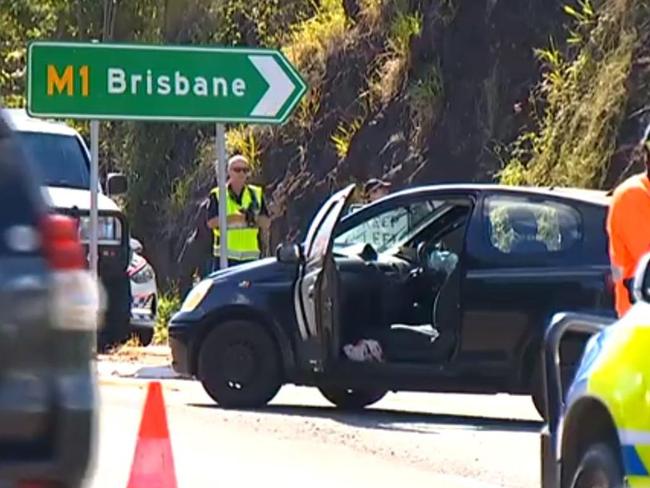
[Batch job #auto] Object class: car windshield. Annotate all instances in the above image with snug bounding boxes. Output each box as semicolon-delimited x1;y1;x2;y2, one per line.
384;203;459;254
333;200;446;255
15;131;90;189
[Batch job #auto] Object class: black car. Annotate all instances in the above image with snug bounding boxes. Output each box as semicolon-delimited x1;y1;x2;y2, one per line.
0;111;97;485
170;183;614;416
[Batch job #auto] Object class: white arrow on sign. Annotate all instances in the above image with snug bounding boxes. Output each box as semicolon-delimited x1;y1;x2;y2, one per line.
249;55;297;118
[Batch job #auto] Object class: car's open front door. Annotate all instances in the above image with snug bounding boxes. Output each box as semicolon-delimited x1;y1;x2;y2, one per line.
295;185;356;372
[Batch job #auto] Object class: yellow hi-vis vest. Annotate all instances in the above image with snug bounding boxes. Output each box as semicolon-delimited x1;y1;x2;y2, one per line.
210;184;263;260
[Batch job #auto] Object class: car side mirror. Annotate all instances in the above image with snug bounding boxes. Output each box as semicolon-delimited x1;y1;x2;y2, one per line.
107;173;128;196
632;252;650;303
276;243;302;264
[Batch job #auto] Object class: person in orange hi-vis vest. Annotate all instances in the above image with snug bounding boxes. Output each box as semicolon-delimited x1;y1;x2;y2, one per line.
606;126;650;317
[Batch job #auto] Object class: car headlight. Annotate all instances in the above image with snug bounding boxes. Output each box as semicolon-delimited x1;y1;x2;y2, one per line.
78;215;122;245
131;264;155;284
180;280;212;313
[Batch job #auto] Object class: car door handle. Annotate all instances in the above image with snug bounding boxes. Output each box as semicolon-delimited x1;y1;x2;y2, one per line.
308;285;315;298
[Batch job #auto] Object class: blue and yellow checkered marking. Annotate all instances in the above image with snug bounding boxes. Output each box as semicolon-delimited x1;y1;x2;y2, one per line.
583;311;650;485
622;445;649;477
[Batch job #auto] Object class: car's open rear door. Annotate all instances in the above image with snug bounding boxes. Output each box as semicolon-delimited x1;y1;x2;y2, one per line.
295;185;356;372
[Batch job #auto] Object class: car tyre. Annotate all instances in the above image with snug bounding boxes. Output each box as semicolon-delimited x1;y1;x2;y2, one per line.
569;443;624;488
135;328;154;347
318;386;386;410
198;321;281;409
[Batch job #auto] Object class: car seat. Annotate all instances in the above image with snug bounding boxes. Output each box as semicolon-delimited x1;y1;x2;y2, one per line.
381;213;468;363
508;206;548;254
382;263;459;363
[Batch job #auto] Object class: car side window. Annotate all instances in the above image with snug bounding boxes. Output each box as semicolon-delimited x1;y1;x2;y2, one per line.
485;196;582;254
334;199;442;254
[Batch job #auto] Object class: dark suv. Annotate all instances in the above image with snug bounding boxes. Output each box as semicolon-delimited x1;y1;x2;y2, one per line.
170;184;614;417
0;111;97;486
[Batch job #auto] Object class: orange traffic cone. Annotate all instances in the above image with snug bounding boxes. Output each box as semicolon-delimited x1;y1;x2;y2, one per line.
126;381;178;488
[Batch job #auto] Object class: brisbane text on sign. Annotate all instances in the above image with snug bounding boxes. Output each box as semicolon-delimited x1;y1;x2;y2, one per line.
107;69;247;98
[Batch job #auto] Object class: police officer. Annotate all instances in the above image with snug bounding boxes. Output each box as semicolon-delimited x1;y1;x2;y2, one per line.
206;155;269;270
606;129;650;317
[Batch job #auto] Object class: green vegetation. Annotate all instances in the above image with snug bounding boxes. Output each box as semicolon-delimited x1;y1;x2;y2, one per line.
154;289;182;345
387;6;422;58
409;61;444;139
500;0;642;189
282;0;347;129
227;125;262;169
368;55;406;108
365;2;423;110
170;174;193;217
217;0;317;47
359;0;383;25
331;117;363;159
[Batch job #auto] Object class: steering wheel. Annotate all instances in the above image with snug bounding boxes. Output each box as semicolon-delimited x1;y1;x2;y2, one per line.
417;240;445;263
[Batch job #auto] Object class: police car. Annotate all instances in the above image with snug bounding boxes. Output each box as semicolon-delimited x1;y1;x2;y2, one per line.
128;238;158;346
541;253;650;487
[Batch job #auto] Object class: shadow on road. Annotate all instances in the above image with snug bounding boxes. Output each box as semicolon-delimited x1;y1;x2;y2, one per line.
188;402;543;435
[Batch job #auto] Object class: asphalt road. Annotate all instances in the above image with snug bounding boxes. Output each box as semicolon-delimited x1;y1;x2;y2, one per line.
85;374;543;488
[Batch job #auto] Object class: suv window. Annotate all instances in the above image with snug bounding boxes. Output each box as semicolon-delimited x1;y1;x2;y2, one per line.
485;196;582;254
334;199;443;254
15;132;89;189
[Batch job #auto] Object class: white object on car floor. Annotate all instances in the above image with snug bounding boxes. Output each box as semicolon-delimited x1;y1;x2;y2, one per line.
343;339;384;362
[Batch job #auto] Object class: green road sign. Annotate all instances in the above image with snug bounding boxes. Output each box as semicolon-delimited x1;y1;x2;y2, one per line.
27;41;307;124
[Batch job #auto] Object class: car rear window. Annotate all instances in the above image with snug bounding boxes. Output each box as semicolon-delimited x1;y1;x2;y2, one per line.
485;196;582;255
15;132;90;189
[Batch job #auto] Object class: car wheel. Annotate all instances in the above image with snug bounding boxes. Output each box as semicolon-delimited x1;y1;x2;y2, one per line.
135;328;154;347
198;321;281;409
569;443;624;488
318;386;386;410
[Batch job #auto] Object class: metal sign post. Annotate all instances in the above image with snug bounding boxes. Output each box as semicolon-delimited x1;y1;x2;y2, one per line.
89;120;99;350
216;124;228;270
89;120;99;279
